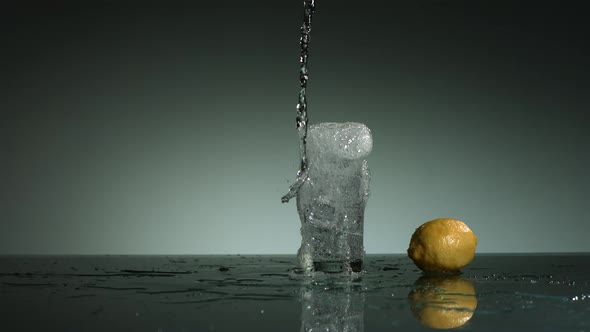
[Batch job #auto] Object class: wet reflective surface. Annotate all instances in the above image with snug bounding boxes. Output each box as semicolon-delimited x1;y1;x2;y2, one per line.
1;254;589;331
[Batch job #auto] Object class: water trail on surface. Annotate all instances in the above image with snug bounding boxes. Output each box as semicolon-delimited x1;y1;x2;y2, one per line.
282;0;315;203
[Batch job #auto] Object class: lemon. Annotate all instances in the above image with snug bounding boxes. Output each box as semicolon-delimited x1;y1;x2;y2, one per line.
407;218;477;272
409;275;478;329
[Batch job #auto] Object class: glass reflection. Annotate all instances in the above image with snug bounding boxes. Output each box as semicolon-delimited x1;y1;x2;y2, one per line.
408;275;477;329
299;280;365;332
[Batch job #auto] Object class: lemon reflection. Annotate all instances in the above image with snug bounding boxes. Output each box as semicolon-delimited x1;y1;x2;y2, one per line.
408;275;477;329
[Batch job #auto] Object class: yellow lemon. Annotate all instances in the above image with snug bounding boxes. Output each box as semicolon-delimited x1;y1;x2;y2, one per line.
407;218;477;272
409;275;478;329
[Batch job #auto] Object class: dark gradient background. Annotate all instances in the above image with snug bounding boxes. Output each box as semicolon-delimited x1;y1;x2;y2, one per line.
1;1;588;254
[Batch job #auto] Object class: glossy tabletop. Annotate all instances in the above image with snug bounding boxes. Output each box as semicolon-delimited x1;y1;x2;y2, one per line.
1;254;589;331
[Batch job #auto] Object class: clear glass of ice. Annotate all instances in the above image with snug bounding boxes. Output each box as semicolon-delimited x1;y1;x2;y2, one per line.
297;122;372;273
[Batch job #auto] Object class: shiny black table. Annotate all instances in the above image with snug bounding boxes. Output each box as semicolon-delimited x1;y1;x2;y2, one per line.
1;254;588;331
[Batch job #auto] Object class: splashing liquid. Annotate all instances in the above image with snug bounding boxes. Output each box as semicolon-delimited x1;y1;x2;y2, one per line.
282;0;315;203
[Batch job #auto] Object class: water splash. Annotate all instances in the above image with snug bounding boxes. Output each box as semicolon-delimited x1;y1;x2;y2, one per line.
282;0;316;203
